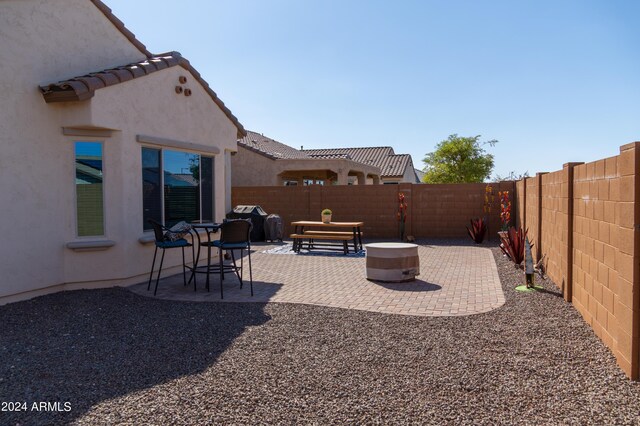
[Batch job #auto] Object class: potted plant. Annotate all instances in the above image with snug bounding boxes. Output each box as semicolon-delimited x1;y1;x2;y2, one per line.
321;208;332;223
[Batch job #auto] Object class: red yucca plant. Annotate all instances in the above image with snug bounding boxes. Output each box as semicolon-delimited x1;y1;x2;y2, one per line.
466;218;487;244
499;227;531;265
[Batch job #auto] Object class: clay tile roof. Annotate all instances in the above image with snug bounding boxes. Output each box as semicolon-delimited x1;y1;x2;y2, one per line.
93;72;119;86
40;53;179;103
302;147;393;166
238;131;416;177
379;154;413;178
108;68;135;82
39;51;245;137
307;153;352;160
238;131;310;160
302;147;413;177
38;0;246;137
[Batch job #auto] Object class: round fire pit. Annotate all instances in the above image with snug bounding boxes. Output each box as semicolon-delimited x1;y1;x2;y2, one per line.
365;242;420;282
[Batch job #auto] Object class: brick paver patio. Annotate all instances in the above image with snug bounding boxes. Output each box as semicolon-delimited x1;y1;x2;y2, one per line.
128;241;505;317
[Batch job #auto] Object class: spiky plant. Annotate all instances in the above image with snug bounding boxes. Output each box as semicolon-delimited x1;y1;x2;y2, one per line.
499;226;530;266
466;217;487;244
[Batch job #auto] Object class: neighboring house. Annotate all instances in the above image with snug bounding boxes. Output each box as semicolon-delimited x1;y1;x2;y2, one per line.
0;0;244;304
232;131;419;186
303;147;420;184
415;168;426;183
233;131;382;186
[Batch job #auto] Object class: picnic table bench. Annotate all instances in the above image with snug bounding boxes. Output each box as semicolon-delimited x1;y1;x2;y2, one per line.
290;221;364;254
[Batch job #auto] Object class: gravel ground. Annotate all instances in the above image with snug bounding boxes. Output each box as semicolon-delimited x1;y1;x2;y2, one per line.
1;245;639;425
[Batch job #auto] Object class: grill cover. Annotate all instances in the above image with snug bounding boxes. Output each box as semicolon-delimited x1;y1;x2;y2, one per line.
226;205;268;241
264;214;284;242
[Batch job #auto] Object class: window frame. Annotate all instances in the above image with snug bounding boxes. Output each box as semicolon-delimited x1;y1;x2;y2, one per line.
73;140;106;238
141;146;215;230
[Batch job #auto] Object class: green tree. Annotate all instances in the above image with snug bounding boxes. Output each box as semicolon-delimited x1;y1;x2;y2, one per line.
422;134;497;183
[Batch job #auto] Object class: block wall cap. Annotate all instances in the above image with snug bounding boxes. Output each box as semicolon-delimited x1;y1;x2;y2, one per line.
619;142;640;152
563;162;585;168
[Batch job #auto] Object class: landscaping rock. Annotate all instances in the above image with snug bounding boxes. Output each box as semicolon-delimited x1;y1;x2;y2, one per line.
0;245;638;425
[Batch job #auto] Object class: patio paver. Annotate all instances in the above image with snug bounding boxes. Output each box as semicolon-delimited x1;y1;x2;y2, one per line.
127;240;505;317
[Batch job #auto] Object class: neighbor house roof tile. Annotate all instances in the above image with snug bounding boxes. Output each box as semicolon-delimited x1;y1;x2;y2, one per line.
238;132;415;179
304;147;413;178
238;131;310;160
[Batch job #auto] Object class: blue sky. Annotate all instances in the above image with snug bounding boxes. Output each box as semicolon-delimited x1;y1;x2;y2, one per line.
106;0;639;180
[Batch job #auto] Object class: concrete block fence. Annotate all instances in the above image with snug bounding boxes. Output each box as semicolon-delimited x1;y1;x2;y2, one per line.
515;143;640;380
232;181;515;242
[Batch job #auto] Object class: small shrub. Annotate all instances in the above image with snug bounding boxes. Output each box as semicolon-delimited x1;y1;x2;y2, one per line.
499;226;530;265
466;218;487;244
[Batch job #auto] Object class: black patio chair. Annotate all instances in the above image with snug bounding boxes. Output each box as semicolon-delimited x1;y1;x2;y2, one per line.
147;219;196;296
205;219;253;299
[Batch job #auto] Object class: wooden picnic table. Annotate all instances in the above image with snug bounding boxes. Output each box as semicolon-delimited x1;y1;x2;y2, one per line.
290;221;364;254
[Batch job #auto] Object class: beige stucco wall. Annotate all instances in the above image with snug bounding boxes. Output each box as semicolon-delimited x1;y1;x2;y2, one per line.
402;160;419;183
0;0;146;89
0;0;238;303
231;147;281;186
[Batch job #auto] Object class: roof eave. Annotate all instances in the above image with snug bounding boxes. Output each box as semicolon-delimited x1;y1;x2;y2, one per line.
41;90;95;103
39;51;246;138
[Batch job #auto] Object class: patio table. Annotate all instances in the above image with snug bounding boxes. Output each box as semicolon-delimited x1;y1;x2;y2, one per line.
290;221;364;253
190;222;230;291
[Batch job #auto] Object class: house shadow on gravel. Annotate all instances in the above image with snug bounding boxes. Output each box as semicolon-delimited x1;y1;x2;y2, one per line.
0;287;272;425
127;271;284;302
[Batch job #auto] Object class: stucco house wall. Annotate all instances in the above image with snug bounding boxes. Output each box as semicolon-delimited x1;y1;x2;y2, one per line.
400;161;420;183
0;0;241;303
231;146;280;186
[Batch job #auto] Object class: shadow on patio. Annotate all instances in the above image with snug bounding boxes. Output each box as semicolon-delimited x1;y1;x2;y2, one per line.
371;280;442;292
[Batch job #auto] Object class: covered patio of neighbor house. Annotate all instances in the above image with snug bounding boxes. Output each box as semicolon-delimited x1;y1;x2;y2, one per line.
275;158;382;186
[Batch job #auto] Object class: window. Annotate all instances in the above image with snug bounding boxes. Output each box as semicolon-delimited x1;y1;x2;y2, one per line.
303;178;324;186
75;142;104;236
142;147;214;229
